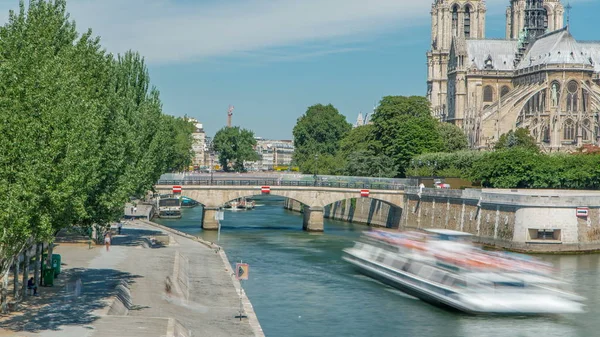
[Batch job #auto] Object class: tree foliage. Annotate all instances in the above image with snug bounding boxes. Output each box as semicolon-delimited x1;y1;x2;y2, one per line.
292;104;351;173
371;96;444;177
212;127;260;172
494;128;539;152
0;0;193;280
437;122;469;152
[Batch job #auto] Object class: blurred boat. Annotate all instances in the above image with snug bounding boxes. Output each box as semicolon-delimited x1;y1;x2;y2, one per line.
343;229;585;315
180;196;199;208
236;197;255;210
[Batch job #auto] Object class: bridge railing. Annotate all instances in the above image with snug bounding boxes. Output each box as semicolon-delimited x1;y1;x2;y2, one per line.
157;179;407;191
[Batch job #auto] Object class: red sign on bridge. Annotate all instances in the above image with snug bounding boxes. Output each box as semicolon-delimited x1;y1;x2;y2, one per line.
173;185;182;194
360;189;369;198
261;186;271;194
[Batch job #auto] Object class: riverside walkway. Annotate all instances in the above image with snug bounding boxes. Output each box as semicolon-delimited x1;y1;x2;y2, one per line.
0;221;262;337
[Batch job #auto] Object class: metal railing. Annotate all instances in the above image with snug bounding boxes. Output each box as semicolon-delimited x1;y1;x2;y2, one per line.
157;179;407;191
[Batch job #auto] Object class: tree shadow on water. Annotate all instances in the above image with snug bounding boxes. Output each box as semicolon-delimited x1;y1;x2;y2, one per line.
2;267;141;333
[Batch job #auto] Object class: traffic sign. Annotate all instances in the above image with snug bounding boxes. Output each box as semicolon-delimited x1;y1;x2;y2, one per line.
360;189;370;197
576;207;589;218
236;263;249;280
261;186;271;194
173;185;182;193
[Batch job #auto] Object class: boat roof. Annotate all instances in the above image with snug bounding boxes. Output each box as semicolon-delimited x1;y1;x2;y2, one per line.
422;229;473;237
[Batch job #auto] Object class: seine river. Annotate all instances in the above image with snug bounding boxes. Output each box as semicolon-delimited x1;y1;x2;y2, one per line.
155;196;600;337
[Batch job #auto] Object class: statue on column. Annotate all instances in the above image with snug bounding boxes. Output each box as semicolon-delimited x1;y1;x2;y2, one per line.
551;83;559;107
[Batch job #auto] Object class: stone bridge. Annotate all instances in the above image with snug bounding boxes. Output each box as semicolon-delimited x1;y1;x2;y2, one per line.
154;185;406;232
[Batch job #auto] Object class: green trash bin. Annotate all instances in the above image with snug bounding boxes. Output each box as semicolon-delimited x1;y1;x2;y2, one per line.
42;254;61;276
43;267;55;287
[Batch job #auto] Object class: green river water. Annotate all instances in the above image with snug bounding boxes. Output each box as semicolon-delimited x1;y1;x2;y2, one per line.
154;196;600;337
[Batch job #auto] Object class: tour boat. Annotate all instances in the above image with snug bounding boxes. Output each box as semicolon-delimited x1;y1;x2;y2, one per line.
343;229;585;315
236;197;256;210
180;196;199;208
157;197;182;219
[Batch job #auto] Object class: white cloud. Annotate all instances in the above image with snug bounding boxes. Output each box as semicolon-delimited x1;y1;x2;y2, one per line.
0;0;591;64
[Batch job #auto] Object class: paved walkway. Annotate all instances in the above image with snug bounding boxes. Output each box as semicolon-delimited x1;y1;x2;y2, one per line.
0;221;259;337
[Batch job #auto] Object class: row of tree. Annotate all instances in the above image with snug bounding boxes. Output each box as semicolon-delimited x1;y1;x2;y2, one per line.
0;0;193;301
292;96;469;177
408;129;600;189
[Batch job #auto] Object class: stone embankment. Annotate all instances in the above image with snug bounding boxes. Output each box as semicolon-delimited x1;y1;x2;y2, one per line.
0;220;263;337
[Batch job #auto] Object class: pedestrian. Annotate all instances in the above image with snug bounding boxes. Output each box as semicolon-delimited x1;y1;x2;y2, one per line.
130;206;134;214
117;222;123;235
104;232;111;251
133;206;137;214
27;277;38;296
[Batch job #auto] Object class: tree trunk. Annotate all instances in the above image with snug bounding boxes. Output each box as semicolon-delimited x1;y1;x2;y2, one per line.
21;248;29;298
1;271;8;314
34;243;42;287
13;255;20;300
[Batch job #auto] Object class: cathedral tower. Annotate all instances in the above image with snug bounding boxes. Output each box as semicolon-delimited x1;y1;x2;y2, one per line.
427;0;486;118
506;0;564;40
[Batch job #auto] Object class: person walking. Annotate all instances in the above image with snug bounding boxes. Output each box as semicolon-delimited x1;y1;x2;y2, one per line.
104;232;111;251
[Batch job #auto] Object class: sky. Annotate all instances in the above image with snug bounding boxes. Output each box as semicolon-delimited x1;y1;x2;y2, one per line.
0;0;598;139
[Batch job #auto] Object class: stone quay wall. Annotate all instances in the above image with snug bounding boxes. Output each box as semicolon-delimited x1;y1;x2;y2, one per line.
284;198;402;228
404;187;600;253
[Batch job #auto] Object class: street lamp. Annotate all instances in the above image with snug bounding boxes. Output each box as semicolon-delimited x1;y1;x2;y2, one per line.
210;153;214;185
313;153;319;186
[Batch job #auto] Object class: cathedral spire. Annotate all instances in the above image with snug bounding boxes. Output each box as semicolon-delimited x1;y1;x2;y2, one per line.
524;0;547;41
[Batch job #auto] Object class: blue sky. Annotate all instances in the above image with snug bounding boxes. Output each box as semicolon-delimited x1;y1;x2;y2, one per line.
1;0;597;139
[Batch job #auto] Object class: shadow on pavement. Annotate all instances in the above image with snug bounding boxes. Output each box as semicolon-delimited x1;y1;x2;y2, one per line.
1;267;141;333
110;229;164;247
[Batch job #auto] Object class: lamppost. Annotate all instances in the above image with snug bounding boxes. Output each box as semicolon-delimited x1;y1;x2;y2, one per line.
313;153;319;186
210;153;214;185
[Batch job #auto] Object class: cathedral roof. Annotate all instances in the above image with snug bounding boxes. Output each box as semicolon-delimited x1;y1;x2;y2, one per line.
518;27;593;70
466;39;518;71
579;42;600;72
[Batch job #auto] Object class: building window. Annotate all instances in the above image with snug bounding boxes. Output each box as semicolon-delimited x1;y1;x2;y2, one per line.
583;89;589;112
542;126;550;143
464;6;471;38
567;80;579;112
483;86;494;102
563;119;575;141
501;86;510;98
452;5;459;36
528;229;561;241
543;8;549;30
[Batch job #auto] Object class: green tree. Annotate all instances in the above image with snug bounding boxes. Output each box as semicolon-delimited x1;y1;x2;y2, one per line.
343;150;397;177
213;127;260;172
292;104;351;173
494;128;539;152
371;96;443;177
339;124;377;156
437;122;469;152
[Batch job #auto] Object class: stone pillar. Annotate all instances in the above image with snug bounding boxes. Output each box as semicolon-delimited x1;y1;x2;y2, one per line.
303;206;324;232
202;207;220;230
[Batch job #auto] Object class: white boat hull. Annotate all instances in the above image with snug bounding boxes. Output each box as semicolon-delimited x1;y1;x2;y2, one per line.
343;248;584;315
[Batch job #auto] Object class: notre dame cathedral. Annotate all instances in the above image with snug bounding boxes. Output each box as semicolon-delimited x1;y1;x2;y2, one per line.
427;0;600;151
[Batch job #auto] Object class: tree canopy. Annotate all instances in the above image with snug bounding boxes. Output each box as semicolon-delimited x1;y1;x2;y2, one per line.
292;104;351;173
212;126;260;172
371;96;444;177
437;122;469;152
0;0;193;284
494;128;539;152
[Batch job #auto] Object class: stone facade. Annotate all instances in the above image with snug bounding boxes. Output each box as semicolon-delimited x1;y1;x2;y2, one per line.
428;0;600;151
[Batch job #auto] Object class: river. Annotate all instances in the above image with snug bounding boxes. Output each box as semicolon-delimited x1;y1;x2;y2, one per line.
154;196;600;337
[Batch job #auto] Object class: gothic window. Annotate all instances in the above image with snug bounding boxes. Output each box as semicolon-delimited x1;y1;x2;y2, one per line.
483;86;494;102
567;80;579;112
563;119;575;141
452;5;459;36
582;119;591;141
501;86;510;98
542;126;550;143
543;7;549;30
464;6;471;38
